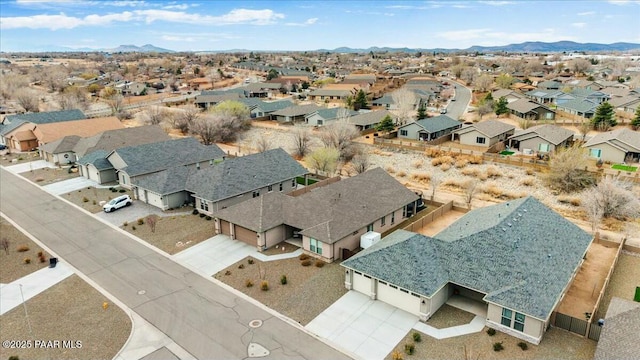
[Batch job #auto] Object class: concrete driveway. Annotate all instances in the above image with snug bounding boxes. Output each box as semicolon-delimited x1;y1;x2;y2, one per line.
306;291;418;360
95;201;189;226
172;235;257;277
3;160;56;174
42;176;107;195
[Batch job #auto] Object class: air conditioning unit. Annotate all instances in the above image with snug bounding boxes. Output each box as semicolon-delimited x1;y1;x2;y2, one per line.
360;231;381;249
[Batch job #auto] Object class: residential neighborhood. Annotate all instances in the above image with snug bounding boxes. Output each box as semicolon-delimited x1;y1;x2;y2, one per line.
1;2;640;360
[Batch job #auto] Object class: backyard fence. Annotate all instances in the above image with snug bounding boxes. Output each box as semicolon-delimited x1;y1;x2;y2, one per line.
553;312;588;336
380;200;453;238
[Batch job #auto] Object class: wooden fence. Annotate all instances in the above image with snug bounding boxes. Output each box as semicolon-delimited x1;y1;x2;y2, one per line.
380;200;453;238
288;176;341;197
553;312;588;337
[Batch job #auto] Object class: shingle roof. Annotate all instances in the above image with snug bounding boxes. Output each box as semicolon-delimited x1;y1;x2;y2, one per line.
77;150;112;170
252;99;294;113
73;125;170;159
34;116;124;144
308;108;358;121
194;93;242;104
40;135;82;154
349;110;393;127
506;99;554;114
492;89;523;99
308;89;352;97
213;167;420;243
407;115;461;134
271;104;321;117
583;128;640;152
112;137;225;177
556;98;599;114
185;148;308;201
132;166;192;195
4;109;85;125
343;196;593;321
456;120;515;138
0;119;27;136
509;125;575;145
594;297;640;360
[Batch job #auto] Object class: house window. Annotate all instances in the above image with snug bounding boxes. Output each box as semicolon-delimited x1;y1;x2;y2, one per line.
252;190;260;198
196;163;200;170
317;119;323;126
309;238;322;255
514;312;525;332
538;143;550;152
391;212;395;224
200;200;209;212
367;223;374;232
476;137;486;144
279;183;283;192
589;148;602;158
400;129;408;136
501;308;512;327
292;179;296;187
268;185;273;192
380;216;386;227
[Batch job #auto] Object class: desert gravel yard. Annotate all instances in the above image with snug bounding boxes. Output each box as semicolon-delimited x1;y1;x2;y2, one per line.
214;255;347;325
385;327;596;360
122;213;216;254
594;251;640;320
425;305;475;329
0;218;51;283
18;166;79;185
0;275;131;360
62;186;133;213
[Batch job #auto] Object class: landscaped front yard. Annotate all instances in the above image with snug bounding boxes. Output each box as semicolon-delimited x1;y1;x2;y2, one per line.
63;187;133;213
19;167;79;185
214;255;347;325
0;218;51;283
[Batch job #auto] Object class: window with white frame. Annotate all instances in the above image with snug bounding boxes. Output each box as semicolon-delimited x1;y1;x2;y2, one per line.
391;211;395;224
538;143;550;152
501;308;512;327
268;185;273;192
476;137;486;144
380;216;386;226
367;223;374;232
200;200;209;212
252;190;260;198
514;312;525;332
291;179;296;187
279;183;283;191
400;129;408;136
309;238;322;255
589;148;602;158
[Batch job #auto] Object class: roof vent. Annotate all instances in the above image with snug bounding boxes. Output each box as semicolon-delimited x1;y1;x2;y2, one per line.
508;223;512;227
502;227;507;232
523;209;527;213
548;254;552;258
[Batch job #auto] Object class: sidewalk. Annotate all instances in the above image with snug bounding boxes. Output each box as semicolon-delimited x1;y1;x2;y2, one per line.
3;160;56;174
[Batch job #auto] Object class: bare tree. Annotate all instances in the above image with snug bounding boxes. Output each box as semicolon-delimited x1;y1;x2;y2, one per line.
58;86;89;111
545;144;595;193
318;110;360;160
253;135;272;153
578;119;591;141
477;102;493;121
569;58;592;75
590;176;640;219
392;88;416;125
1;238;9;255
461;67;477;86
582;187;604;234
0;73;29;101
191;114;246;144
101;87;123;115
348;147;371;174
143;106;168;125
15;88;40;112
291;126;312;158
146;215;159;233
430;172;443;201
305;147;340;174
464;180;479;209
171;105;200;134
473;74;493;92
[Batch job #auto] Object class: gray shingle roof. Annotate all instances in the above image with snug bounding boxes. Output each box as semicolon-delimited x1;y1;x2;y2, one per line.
308;108;358;121
0;119;27;136
409;115;461;134
583;128;640;152
133;166;191;195
77;150;112;170
185;148;308;201
594;297;640;360
270;104;321;117
252;99;294;113
506;99;553;114
39;135;82;154
343;196;593;321
112;137;225;177
73;125;170;159
456;120;515;138
509;125;575;145
556;98;599;113
4;109;85;126
349;110;394;127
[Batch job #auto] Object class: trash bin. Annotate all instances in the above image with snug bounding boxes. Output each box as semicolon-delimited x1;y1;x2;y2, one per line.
49;257;58;268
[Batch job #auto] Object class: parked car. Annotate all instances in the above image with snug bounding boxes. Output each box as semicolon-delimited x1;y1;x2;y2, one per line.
103;195;132;213
440;109;447;114
0;144;7;150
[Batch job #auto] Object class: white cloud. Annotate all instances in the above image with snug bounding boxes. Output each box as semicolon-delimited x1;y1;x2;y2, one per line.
162;35;196;42
0;8;285;30
163;4;189;10
285;17;318;27
607;0;640;4
572;22;587;28
577;11;596;15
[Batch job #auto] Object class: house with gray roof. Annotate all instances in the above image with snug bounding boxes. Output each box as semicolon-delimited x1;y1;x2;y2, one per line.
524;89;564;104
491;89;524;103
194;92;243;109
556;98;599;118
583;128;640;163
506;99;556;121
249;99;294;118
106;137;225;190
536;80;562;90
593;297;640;360
348;110;394;131
305;108;359;126
211;168;420;258
508;125;575;154
270;104;321;123
0;109;86;148
453;120;515;148
342;196;593;345
398;115;462;141
307;89;354;102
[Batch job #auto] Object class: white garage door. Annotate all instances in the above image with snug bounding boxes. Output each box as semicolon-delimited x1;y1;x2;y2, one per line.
378;281;421;316
352;271;371;295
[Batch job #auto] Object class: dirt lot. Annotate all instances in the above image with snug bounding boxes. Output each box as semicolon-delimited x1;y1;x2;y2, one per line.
19;167;79;185
556;242;619;319
0;151;39;167
386;326;596;360
0;275;131;360
62;187;132;213
426;304;475;329
594;251;640;320
122;213;216;254
417;210;467;237
214;255;347;325
0;218;51;283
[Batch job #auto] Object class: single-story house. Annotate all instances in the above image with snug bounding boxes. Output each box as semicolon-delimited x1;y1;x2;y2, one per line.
305;108;359;126
398;115;462;141
0;109;86;150
270;104;321;123
536;80;562;90
583;128;640;163
249;99;294;118
307;89;354;102
570;89;610;104
556;99;600;119
342;196;593;345
507;125;575;154
106;137;226;189
348;110;394;131
609;96;640;115
242;82;282;98
194;92;244;109
593;297;640;360
491;89;524;103
452;120;515;148
371;89;426;111
525;89;563;104
506;99;556;121
212;168;421;259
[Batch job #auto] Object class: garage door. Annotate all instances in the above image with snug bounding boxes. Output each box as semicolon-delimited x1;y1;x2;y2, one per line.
234;225;257;246
352;271;371;295
220;220;231;236
378;281;421;316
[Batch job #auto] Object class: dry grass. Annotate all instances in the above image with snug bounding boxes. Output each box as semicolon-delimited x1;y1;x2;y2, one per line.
558;195;582;207
412;160;424;169
385;166;396;174
481;183;527;200
442;179;469;191
410;172;431;183
214;256;347;325
431;156;454;167
396;170;407;177
454;159;468;168
63;187;133;213
0;218;50;283
520;177;535;187
122;214;216;254
0;151;39;167
440;163;452;171
19;167;79;185
0;275;131;360
485;166;502;179
425;148;443;158
525;168;535;176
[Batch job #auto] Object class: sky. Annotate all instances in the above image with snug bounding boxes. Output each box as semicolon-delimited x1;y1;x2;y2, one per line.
0;0;639;52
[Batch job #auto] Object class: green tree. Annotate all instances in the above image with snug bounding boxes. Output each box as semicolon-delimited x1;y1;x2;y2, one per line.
354;89;368;110
305;147;340;174
494;96;509;117
301;81;310;90
495;74;514;89
631;106;640;130
376;115;395;132
416;104;427;120
483;92;493;104
591;102;617;131
266;69;279;80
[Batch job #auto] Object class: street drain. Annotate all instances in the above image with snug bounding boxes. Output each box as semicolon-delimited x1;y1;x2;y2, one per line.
249;319;263;328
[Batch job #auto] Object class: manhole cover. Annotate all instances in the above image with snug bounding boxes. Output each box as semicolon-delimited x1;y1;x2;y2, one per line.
137;290;146;295
249;319;263;328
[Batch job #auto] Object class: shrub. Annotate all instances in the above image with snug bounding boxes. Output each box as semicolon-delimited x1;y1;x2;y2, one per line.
461;168;481;177
9;355;20;360
280;275;287;285
123;221;128;227
192;209;199;215
205;216;212;221
225;270;231;275
82;196;89;203
412;160;423;169
404;342;415;355
37;251;43;257
17;245;29;252
410;172;430;182
396;170;407;177
525;168;535;176
24;257;31;264
558;195;581;207
110;188;118;193
92;200;97;205
517;342;528;351
440;163;451;172
260;281;269;291
248;258;254;265
109;187;115;191
238;263;245;269
454;159;468;168
385;166;396;174
39;255;46;263
493;342;504;352
199;213;206;218
431;155;454;166
35;177;44;182
119;189;126;193
485;166;501;179
486;328;496;336
424;148;442;158
137;218;144;225
299;254;310;261
301;259;312;266
245;279;253;287
391;350;404;360
131;226;136;230
315;260;325;267
412;332;421;342
520;177;535;186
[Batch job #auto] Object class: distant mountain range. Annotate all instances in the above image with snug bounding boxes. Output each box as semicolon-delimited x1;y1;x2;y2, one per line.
5;41;640;54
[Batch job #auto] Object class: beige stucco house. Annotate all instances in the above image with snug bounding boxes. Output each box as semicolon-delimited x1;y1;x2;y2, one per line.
583;128;640;163
453;120;515;148
507;124;575;154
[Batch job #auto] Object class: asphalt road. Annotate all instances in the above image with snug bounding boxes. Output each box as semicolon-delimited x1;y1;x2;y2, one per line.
445;82;472;121
0;168;351;360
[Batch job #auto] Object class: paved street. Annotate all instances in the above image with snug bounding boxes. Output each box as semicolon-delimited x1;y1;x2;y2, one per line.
0;168;351;360
446;82;472;120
